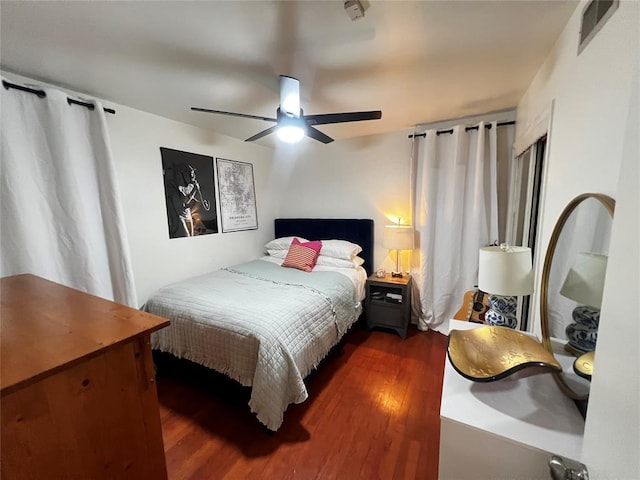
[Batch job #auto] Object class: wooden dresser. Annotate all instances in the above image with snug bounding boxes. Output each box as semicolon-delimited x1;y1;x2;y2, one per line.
1;274;170;479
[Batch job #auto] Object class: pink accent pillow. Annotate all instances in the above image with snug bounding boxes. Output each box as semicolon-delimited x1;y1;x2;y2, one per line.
282;238;322;272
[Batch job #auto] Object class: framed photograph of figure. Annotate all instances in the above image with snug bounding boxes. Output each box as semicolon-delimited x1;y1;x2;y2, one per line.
216;158;258;233
160;147;218;238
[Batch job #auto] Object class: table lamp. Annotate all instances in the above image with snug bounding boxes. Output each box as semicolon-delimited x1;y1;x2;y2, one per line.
382;224;414;278
560;252;607;354
478;245;534;329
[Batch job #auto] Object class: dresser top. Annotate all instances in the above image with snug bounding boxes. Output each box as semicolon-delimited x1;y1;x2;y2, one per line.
1;274;169;394
441;320;585;461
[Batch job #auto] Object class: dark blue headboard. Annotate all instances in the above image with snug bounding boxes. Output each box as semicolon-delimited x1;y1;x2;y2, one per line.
274;218;374;276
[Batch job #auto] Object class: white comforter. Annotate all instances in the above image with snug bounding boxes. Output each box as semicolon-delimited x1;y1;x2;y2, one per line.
144;259;361;431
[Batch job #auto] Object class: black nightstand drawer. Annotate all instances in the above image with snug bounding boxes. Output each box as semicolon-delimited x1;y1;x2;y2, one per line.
366;304;407;328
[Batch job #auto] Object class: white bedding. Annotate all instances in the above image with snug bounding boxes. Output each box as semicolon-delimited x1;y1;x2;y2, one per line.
144;259;363;431
258;255;367;303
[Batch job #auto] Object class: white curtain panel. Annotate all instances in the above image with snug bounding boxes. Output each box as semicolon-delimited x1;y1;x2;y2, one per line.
413;121;498;333
1;80;138;307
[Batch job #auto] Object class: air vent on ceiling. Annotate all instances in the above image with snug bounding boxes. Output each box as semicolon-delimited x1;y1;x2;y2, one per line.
578;0;619;54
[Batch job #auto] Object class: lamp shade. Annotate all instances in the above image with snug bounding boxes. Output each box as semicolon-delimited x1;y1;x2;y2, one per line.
382;225;414;250
559;252;608;308
478;246;534;296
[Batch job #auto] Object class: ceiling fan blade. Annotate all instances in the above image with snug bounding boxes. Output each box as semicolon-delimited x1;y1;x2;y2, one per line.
245;125;278;142
191;107;276;123
279;76;300;117
304;110;382;126
306;126;334;144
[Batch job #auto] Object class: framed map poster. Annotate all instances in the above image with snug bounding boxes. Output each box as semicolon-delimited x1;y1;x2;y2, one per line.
216;158;258;232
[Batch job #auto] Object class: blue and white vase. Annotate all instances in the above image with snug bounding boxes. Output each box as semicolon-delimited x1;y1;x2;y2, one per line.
488;295;518;316
572;305;600;329
485;295;518;329
566;322;597;353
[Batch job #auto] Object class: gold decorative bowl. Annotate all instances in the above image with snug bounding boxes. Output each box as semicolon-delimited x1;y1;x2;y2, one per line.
448;326;562;382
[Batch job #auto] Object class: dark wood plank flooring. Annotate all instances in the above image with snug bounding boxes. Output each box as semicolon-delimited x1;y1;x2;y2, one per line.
155;322;448;480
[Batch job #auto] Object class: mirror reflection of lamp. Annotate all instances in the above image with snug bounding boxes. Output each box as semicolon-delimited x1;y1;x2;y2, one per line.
478;245;534;329
559;252;608;355
382;222;414;278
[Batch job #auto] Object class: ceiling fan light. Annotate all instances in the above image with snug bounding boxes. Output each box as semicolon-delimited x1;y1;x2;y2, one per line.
277;124;305;143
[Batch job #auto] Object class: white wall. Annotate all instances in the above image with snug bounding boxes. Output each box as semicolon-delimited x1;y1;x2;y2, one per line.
583;53;639;480
515;0;639;476
107;106;277;304
272;131;415;274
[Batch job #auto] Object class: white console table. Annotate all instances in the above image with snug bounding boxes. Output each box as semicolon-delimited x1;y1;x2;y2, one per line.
439;320;585;479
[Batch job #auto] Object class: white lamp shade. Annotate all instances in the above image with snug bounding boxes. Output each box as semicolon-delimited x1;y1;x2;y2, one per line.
559;252;608;308
382;225;414;250
478;246;534;296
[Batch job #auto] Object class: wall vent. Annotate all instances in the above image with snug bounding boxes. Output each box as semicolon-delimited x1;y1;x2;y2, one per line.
578;0;619;54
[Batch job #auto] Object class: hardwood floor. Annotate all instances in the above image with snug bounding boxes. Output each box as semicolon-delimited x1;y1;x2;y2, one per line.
155;321;448;480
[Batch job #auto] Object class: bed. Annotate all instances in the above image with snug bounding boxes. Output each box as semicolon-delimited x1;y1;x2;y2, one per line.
143;218;374;431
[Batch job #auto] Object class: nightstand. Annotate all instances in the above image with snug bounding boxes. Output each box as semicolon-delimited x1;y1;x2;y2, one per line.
365;274;412;338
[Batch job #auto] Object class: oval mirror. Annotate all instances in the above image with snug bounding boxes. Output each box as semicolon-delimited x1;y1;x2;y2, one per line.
540;193;615;401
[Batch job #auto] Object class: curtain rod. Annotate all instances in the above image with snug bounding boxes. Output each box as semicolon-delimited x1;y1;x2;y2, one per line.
2;80;116;115
408;120;515;138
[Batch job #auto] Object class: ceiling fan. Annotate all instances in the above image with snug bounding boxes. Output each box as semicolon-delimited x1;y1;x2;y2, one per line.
191;76;382;144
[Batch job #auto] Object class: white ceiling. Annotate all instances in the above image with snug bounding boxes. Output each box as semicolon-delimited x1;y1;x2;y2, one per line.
1;1;578;144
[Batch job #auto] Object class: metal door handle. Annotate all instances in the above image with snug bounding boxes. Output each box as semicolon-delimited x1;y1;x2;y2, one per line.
549;455;589;480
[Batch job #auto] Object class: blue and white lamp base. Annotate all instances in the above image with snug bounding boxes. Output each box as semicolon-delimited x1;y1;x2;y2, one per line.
565;305;599;354
485;295;518;329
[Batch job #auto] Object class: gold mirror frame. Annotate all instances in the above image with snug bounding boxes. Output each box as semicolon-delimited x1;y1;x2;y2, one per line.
540;193;615;400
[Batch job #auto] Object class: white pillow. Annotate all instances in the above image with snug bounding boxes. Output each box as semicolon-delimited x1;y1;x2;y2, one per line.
319;239;362;260
267;249;288;258
267;250;364;269
315;255;365;269
265;236;308;251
